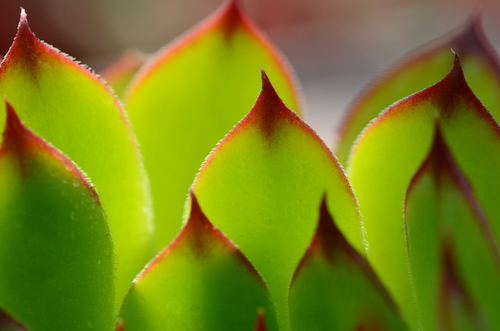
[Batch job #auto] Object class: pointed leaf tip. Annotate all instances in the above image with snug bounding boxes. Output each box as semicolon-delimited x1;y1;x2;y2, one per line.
1;101;100;204
218;0;245;41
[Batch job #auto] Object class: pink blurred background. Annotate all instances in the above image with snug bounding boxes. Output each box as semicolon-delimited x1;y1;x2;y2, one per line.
1;0;499;142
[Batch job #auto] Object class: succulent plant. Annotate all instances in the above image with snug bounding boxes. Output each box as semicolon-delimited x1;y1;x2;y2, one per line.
1;1;499;330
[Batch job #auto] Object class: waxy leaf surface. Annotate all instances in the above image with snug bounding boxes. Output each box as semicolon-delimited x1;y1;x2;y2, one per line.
348;55;500;329
120;193;278;331
124;0;302;249
193;72;362;329
405;129;500;330
99;50;147;99
0;104;115;330
0;12;154;301
289;198;407;331
336;17;500;165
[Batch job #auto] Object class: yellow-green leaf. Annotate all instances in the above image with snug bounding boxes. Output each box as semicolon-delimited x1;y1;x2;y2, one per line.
0;103;114;330
192;72;362;330
0;11;154;302
289;197;407;331
120;192;278;331
124;0;302;250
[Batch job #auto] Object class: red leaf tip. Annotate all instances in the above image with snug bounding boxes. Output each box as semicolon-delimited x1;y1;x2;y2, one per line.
246;70;293;143
1;101;101;204
218;0;245;41
254;309;267;331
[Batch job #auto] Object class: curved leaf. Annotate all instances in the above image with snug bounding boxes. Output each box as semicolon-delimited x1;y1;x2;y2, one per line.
99;50;148;99
348;55;500;329
0;11;154;301
336;16;500;165
405;128;500;330
120;192;278;331
124;0;303;249
289;197;407;331
0;103;115;330
193;72;362;329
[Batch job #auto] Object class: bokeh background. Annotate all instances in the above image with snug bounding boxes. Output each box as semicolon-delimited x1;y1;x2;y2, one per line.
1;0;499;143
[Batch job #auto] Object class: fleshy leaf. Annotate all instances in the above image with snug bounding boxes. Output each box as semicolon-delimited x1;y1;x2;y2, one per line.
405;128;500;330
0;11;154;302
336;16;500;165
124;0;302;249
120;192;278;331
289;197;407;331
0;308;28;331
192;72;362;329
99;50;148;98
439;245;490;331
348;55;500;329
0;103;115;330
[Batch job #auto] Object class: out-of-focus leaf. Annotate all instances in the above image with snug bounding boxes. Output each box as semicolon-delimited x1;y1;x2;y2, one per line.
124;0;303;249
99;50;148;98
336;16;500;165
289;197;407;331
0;307;29;331
120;192;278;331
192;72;362;330
438;245;490;331
405;128;500;330
0;103;115;330
254;311;267;331
348;55;500;329
0;11;154;302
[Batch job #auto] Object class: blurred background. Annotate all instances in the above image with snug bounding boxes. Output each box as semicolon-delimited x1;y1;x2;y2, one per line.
1;0;499;143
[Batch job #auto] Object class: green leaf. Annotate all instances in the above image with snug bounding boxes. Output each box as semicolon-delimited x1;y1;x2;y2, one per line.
120;192;278;331
192;72;362;330
0;307;28;331
336;17;500;165
0;103;115;330
99;50;148;99
405;128;500;330
124;0;303;250
289;197;407;331
438;246;490;331
348;54;500;329
0;11;154;302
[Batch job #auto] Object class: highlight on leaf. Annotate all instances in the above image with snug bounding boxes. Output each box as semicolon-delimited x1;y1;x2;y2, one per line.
0;102;115;330
120;191;278;331
123;0;303;251
347;53;500;329
289;196;407;331
336;15;500;166
192;70;363;329
0;9;154;305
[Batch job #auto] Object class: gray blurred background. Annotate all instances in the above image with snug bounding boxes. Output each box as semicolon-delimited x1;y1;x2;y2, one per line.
1;0;499;144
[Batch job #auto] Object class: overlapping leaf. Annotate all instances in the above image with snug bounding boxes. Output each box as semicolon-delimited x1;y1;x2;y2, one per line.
405;128;500;330
0;11;154;301
192;72;362;329
99;50;147;99
124;0;302;249
289;198;407;331
348;55;500;329
120;192;278;331
336;17;500;165
0;103;115;330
